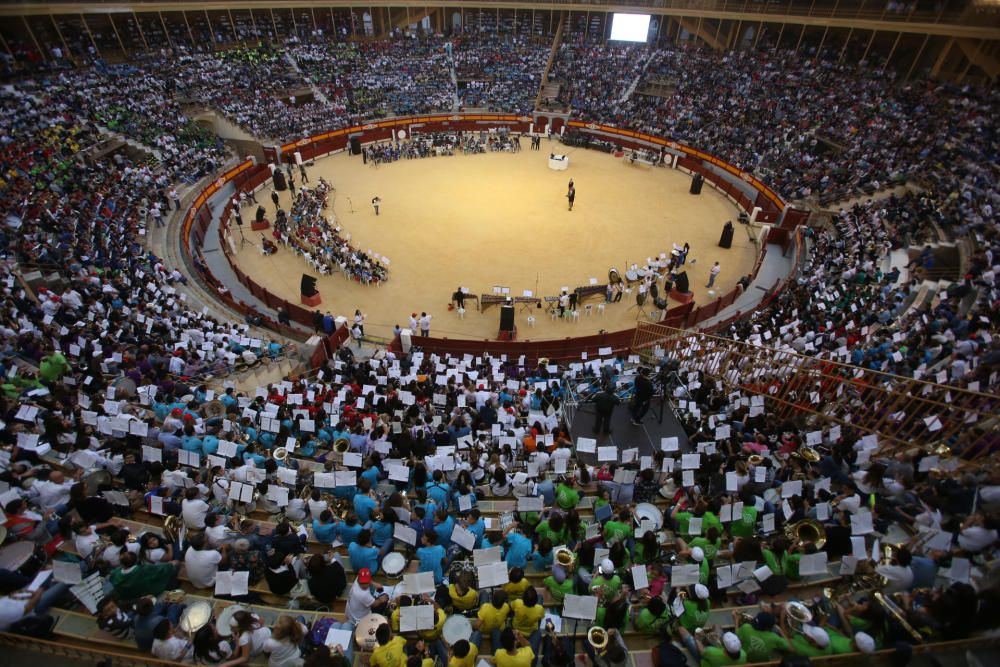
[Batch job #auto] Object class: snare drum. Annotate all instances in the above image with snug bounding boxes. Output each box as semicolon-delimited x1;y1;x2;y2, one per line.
355;613;388;651
382;552;407;579
179;601;213;634
634;503;664;531
442;614;473;645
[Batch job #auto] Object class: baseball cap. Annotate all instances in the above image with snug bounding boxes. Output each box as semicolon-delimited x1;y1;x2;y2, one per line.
599;559;615;576
854;631;876;654
722;632;741;654
358;568;372;584
803;624;829;648
694;583;709;600
690;546;705;562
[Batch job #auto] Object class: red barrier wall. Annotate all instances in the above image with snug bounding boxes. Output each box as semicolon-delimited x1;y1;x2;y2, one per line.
182;114;805;365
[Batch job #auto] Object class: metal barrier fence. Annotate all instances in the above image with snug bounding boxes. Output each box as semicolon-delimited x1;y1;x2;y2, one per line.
630;323;1000;461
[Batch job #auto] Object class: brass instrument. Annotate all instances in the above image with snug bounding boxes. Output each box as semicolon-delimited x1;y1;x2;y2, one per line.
163;515;183;543
201;400;226;419
587;626;608;652
298;484;313;500
784;519;827;549
555;548;575;569
273;447;289;462
793;447;821;462
785;601;813;629
334;438;350;454
874;591;922;642
747;455;764;466
330;496;351;520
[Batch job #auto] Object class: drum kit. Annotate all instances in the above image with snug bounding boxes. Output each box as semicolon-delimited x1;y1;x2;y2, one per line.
442;615;473;645
355;613;388;651
382;552;407;580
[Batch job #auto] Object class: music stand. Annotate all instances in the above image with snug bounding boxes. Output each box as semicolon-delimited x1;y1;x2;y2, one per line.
562;594;598;645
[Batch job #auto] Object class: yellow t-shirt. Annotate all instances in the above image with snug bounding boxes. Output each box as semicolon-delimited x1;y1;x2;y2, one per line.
476;603;511;632
419;608;447;640
390;608;400;632
496;647;535;667
371;636;406;667
450;584;479;611
511;599;546;635
449;643;479;667
503;578;532;601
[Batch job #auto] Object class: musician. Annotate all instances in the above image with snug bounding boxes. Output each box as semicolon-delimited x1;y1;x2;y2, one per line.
495;628;535;667
417;531;448;585
470;589;510;649
448;571;478;612
347;529;380;574
510;587;545;655
346;568;388;624
448;639;477;667
370;624;405;667
732;611;789;663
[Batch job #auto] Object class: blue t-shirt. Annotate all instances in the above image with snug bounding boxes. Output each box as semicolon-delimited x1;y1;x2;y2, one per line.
467;519;486;549
354;495;377;523
348;542;380;574
418;544;447;583
312;520;339;544
361;466;381;487
530;549;554;572
337;522;364;545
426;482;451;509
371;520;394;547
201;436;219;456
504;532;532;569
181;435;202;452
433;516;455;548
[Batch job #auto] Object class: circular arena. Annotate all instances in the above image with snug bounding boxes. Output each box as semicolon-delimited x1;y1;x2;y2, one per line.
2;4;1000;667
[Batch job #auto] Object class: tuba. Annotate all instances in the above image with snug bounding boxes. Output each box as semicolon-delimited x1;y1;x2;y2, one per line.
555;548;575;569
334;438;351;454
272;447;288;462
784;519;826;549
163;515;183;544
587;626;608;653
793;446;821;462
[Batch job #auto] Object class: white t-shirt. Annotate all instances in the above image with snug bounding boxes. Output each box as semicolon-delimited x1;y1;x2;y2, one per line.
206;524;230;549
958;526;998;552
238;624;272;656
143;547;167;564
345;580;376;624
875;564;914;594
102;542;140;568
75;529;101;558
182;498;210;529
33;479;73;510
264;624;307;666
185;547;223;588
152;635;192;661
0;597;28;631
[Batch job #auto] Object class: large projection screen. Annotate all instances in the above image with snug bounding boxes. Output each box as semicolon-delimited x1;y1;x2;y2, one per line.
609;13;651;42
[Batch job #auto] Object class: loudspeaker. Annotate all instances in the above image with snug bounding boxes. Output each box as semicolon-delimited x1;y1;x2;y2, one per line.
499;305;515;332
689;174;703;195
272;169;287;191
636;291;647;307
719;221;734;249
300;274;318;297
255;206;266;222
350;137;362;155
675;271;690;294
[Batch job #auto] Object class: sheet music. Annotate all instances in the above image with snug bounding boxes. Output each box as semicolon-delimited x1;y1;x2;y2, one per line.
403;572;436;595
477;561;509;588
562;594;599;621
400;605;435;632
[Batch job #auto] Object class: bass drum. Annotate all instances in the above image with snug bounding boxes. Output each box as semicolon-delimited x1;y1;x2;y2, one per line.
355;613;388;651
634;503;664;531
442;615;472;645
382;552;407;580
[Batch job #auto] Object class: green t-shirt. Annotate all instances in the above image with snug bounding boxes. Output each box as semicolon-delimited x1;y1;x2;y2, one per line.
633;542;659;564
700;647;747;667
730;507;758;538
543;575;573;603
635;607;671;634
680;599;711;632
674;511;693;535
762;549;785;576
783;552;802;581
555;484;579;510
589;574;621;600
535;520;567;545
689;536;721;561
736;623;789;662
825;628;854;655
702;511;723;537
603;520;631;544
790;633;833;657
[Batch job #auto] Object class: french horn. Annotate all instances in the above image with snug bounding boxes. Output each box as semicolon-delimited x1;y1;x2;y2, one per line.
587;626;608;652
747;454;764;466
784;519;826;549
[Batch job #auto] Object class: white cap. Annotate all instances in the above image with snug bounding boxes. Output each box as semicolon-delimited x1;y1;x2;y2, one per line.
722;632;741;654
690;546;705;562
599;559;615;575
803;625;829;648
694;583;710;600
854;631;876;654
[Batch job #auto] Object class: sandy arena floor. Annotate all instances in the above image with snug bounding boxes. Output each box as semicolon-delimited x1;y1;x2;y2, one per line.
230;144;756;341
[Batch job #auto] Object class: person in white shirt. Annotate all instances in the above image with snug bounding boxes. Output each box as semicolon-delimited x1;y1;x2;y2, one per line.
263;615;309;667
73;522;106;559
181;487;210;529
345;569;388;624
184;535;229;588
228;611;272;663
418;311;432;336
875;547;915;595
958;514;999;552
151;619;193;661
205;512;233;548
31;470;77;511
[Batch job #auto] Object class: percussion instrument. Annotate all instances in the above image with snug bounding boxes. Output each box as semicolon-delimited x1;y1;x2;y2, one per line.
574;285;608;303
634;503;664;531
201;400;226;419
216;603;250;635
382;552;407;580
587;626;609;651
179;601;213;635
83;470;112;496
442;615;473;645
0;542;36;574
354;613;388;651
479;295;509;312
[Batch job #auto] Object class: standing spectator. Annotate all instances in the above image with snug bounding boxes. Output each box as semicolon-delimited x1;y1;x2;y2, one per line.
630;367;655;426
419;312;432;336
706;262;721;288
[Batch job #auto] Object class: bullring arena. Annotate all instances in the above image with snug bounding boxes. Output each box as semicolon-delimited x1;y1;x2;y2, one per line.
2;2;1000;667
